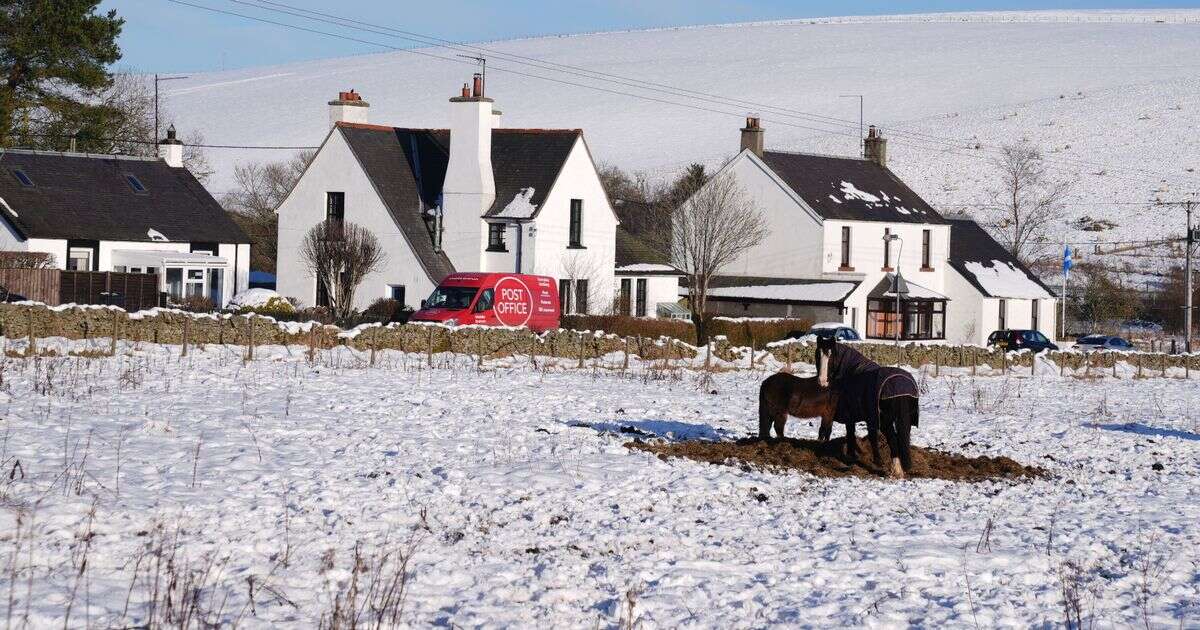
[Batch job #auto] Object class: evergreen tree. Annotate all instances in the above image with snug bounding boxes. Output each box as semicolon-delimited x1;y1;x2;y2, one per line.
0;0;124;150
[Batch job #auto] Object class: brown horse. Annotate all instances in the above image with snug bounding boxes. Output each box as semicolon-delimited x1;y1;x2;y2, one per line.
758;372;839;441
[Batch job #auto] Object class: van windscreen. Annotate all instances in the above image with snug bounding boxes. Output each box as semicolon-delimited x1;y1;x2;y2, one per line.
425;286;478;309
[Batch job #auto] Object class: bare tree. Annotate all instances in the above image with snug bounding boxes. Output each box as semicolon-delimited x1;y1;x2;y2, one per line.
984;143;1073;263
299;221;386;321
222;150;315;272
653;171;768;343
0;251;56;269
560;251;605;315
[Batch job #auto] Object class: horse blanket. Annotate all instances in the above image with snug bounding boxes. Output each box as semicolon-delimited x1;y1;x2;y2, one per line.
829;345;919;428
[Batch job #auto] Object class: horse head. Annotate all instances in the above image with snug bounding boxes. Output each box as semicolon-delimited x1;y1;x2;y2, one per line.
816;336;838;388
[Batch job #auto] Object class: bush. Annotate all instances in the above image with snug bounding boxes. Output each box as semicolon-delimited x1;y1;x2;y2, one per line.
236;295;295;318
362;298;413;324
177;295;216;313
560;315;813;348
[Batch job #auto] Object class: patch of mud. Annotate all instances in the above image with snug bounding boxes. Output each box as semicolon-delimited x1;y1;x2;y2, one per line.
627;436;1044;482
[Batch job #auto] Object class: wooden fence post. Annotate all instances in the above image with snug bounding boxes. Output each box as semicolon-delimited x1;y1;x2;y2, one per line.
181;317;189;357
972;347;977;376
1136;354;1143;379
1186;354;1191;380
1162;353;1167;378
307;326;316;363
109;311;118;356
622;337;629;372
1002;349;1007;374
27;308;35;356
426;328;434;367
246;317;255;362
371;326;379;367
475;329;483;368
577;333;585;369
529;333;537;366
934;351;940;378
704;340;712;372
1112;353;1117;378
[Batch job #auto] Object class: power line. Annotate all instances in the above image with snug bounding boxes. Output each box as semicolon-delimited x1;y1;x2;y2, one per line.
6;132;317;150
217;0;1200;187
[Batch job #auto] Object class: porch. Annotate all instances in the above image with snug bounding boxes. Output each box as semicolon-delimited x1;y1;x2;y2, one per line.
111;250;229;305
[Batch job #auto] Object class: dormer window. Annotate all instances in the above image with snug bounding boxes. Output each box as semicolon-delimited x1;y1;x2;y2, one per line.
10;169;33;187
125;174;147;193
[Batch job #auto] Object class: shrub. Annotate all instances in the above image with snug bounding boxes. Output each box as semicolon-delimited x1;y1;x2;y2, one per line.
363;298;413;324
560;315;812;348
177;295;216;313
237;295;295;318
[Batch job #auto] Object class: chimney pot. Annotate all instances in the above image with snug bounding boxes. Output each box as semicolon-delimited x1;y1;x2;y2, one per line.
328;89;369;126
461;83;470;98
472;74;483;98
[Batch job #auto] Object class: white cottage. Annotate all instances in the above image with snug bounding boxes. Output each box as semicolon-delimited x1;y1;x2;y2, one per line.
683;118;1056;344
0;131;251;306
275;83;618;313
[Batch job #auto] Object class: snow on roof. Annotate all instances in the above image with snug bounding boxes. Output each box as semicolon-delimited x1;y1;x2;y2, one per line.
615;263;679;274
111;249;228;267
962;260;1053;299
705;282;858;303
869;274;948;300
491;187;537;219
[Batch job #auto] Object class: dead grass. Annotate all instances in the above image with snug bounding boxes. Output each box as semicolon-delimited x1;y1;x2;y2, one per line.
627;436;1044;482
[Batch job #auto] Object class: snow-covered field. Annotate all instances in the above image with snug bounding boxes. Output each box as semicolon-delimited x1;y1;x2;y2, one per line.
164;10;1200;264
1;340;1198;627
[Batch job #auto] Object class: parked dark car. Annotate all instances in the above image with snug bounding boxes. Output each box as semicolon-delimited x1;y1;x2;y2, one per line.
786;323;862;342
1074;334;1135;352
987;329;1058;352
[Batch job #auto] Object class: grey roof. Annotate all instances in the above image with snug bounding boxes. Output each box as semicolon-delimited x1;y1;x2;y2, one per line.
946;216;1055;298
759;151;946;224
337;123;582;283
684;275;861;304
0;149;248;243
615;226;674;269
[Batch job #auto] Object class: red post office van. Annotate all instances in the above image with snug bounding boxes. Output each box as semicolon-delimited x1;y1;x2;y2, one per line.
410;273;561;332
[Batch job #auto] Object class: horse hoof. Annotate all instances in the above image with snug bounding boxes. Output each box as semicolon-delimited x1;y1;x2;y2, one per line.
890;457;906;479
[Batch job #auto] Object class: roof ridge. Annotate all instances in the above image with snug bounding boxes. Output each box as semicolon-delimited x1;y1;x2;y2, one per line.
0;148;159;162
763;148;869;162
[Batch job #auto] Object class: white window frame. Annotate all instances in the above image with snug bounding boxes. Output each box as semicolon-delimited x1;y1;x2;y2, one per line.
67;247;92;271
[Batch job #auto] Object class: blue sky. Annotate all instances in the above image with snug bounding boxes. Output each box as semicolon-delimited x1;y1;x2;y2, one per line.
106;0;1199;72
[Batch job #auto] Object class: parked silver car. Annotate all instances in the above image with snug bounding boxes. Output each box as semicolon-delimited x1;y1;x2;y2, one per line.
1074;335;1135;352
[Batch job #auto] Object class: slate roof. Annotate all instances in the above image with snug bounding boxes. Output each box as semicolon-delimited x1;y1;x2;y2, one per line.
946;217;1055;299
337;123;582;282
759;151;946;224
0;149;248;243
615;226;673;269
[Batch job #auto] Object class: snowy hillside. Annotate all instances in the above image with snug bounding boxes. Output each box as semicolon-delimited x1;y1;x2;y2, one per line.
164;10;1200;264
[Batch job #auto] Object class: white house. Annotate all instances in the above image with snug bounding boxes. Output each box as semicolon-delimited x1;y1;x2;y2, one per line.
682;118;1056;344
0;129;251;306
613;225;685;318
275;82;618;314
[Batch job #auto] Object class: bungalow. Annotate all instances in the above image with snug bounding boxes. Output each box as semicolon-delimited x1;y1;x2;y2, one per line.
0;129;251;306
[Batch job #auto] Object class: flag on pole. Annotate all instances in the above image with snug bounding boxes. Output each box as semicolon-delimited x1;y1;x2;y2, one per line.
1063;245;1073;276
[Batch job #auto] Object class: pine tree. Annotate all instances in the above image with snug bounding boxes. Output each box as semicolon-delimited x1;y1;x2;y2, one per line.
0;0;124;150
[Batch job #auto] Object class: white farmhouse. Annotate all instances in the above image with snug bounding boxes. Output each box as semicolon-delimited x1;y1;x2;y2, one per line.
683;118;1056;344
0;129;251;306
276;82;617;313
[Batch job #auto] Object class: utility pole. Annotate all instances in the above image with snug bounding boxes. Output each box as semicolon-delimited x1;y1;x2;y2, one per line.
153;74;189;143
1157;195;1197;352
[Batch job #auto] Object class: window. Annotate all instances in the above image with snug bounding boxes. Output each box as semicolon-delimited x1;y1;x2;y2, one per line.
326;192;345;225
558;279;571;315
209;269;224;304
424;286;477;309
619;278;632;316
190;242;218;255
921;229;932;269
186;269;205;297
388;285;405;305
574;279;589;314
487;223;507;251
125;174;147;193
1031;299;1040;332
67;248;92;271
867;298;945;340
473;288;494;312
166;268;183;298
130;267;143;274
113;265;127;273
10;169;32;187
882;228;892;270
636;279;648;317
568;199;584;248
998;299;1008;330
840;226;852;269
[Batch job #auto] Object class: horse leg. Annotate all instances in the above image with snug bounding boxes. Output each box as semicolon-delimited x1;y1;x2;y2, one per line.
817;409;833;442
844;421;858;462
867;418;882;469
895;398;915;472
881;400;906;479
758;398;775;441
773;413;787;440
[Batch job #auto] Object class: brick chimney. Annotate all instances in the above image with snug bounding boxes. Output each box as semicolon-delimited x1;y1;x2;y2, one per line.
864;125;887;168
740;116;764;158
157;125;184;168
443;74;495;272
328;89;369;126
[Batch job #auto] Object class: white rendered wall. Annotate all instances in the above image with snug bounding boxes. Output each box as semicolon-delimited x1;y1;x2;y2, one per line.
614;274;680;318
528;137;617;313
716;154;823;278
276;129;436;310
